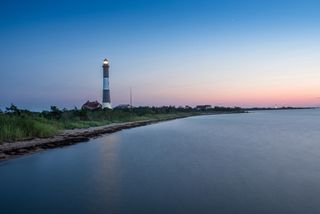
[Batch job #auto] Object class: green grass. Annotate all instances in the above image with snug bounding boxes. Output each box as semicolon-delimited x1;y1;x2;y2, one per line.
63;120;112;129
0;113;189;142
0;115;62;142
0;106;244;143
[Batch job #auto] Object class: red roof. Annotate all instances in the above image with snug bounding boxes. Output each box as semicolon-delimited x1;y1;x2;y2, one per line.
81;100;102;110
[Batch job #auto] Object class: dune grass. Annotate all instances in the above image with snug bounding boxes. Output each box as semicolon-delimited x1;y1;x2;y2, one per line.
0;113;184;142
0;115;62;142
0;105;244;143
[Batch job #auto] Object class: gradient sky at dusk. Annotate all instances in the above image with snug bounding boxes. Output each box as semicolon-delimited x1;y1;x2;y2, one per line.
1;0;320;110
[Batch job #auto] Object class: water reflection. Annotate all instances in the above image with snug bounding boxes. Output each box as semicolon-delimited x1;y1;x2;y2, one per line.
1;109;320;214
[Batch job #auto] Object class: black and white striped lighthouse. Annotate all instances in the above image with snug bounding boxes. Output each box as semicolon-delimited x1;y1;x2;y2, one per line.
102;58;112;109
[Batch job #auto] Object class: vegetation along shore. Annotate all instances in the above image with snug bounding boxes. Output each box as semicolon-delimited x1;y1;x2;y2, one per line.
0;104;245;160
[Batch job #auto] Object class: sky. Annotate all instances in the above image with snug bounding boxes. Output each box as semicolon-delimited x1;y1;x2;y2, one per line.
1;0;320;110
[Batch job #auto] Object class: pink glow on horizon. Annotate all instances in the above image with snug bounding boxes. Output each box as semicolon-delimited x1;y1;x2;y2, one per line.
116;83;320;107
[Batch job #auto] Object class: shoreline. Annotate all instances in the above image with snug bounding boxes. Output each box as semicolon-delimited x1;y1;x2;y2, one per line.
0;114;198;161
0;112;244;161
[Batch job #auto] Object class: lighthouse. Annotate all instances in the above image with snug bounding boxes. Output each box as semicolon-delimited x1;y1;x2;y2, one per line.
102;58;112;109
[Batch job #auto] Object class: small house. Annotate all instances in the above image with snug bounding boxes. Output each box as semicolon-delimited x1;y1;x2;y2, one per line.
82;100;102;110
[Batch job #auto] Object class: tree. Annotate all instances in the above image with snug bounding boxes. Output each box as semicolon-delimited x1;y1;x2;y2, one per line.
5;104;21;115
50;106;62;119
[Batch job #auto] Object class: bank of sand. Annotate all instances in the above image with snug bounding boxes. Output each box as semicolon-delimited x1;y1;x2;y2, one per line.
0;112;246;161
0;117;184;161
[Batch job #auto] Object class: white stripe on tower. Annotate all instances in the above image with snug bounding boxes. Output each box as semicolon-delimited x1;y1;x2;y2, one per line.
103;78;109;90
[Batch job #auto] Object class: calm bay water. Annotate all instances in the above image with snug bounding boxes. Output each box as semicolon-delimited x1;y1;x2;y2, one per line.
1;109;320;214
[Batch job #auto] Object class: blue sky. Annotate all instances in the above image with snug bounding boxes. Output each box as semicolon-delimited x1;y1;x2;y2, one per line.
1;0;320;110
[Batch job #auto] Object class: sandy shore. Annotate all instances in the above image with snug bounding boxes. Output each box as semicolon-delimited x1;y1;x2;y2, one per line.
0;112;245;161
0;116;187;161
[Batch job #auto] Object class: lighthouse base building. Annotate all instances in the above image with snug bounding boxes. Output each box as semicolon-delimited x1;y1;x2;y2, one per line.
103;102;112;109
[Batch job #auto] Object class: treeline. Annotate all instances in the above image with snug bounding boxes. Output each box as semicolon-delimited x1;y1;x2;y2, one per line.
245;107;314;111
1;104;243;118
0;104;244;142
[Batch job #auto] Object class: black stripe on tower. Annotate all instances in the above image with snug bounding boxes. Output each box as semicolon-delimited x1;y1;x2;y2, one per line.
103;65;109;77
103;90;110;102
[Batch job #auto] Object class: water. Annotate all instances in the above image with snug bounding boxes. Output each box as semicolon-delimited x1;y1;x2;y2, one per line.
1;109;320;214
